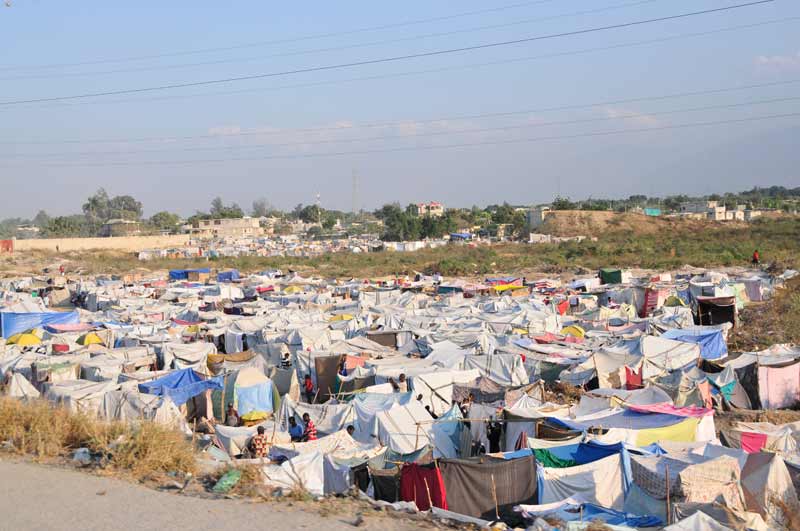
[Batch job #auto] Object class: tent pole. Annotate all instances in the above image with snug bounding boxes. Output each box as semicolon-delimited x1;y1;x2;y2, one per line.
491;473;500;520
665;462;671;525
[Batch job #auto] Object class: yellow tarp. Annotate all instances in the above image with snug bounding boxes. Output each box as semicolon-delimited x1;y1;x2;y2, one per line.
329;314;354;322
664;295;686;307
493;284;525;292
635;417;699;446
7;333;41;346
560;325;586;339
77;332;104;346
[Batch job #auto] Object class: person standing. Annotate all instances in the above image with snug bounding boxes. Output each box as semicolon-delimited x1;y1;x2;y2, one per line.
304;374;315;403
752;249;760;265
249;426;269;458
301;413;317;441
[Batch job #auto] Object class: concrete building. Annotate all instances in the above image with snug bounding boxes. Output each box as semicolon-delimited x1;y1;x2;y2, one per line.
411;202;444;218
191;217;262;239
679;200;760;222
526;206;553;228
100;219;142;237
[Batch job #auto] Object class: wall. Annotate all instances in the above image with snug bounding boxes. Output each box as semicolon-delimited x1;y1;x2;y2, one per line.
13;234;191;252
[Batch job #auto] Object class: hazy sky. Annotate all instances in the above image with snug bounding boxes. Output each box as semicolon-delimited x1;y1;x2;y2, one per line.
1;1;798;218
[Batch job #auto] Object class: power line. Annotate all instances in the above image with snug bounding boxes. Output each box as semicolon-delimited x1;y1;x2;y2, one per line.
0;0;562;72
0;0;659;82
4;111;797;167
3;75;798;146
0;1;774;106
6;95;799;158
3;16;794;113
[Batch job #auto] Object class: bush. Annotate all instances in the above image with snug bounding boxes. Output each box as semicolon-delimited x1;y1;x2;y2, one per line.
0;398;196;480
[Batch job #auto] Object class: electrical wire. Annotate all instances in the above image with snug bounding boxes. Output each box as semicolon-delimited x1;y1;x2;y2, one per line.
5;95;798;158
0;0;660;82
3;16;794;112
3;110;797;167
3;75;798;146
0;0;563;72
0;1;774;106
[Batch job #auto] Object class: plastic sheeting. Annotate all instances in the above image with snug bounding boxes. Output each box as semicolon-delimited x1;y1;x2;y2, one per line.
539;453;626;510
138;368;223;406
0;310;80;338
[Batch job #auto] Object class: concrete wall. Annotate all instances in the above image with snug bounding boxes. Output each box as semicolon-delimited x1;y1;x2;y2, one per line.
14;234;191;252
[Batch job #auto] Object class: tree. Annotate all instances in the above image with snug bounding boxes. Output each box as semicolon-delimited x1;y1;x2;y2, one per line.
551;196;576;210
209;197;244;219
107;195;143;220
149;211;181;231
322;213;336;230
43;215;87;237
251;198;271;218
82;188;111;230
32;210;50;227
298;204;321;224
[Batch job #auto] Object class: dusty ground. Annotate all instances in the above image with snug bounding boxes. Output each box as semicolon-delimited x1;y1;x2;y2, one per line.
0;458;429;531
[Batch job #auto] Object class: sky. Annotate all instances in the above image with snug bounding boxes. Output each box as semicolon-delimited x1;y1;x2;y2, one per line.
0;0;798;218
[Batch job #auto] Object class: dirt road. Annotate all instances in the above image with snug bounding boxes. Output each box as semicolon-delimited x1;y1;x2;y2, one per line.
0;459;419;531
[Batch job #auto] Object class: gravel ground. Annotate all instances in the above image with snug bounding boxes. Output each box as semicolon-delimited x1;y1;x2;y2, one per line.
0;459;423;531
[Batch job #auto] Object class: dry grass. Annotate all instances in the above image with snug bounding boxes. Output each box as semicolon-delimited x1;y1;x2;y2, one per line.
730;276;800;351
0;397;196;480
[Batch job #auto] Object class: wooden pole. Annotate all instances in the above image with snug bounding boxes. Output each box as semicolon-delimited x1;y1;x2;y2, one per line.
423;477;434;510
491;474;500;520
665;462;671;525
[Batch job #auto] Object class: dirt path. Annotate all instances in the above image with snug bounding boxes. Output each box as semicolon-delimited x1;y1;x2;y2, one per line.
0;459;420;531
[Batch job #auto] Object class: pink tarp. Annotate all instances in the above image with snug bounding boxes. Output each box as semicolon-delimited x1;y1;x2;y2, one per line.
739;432;768;454
626;404;713;418
45;323;94;333
758;362;800;409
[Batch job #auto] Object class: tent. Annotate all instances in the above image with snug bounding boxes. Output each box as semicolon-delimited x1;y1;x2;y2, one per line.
168;268;211;281
0;310;79;338
138;368;223;407
661;328;728;361
440;452;537;523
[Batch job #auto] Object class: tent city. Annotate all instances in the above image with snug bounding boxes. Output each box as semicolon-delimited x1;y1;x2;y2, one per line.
1;2;800;530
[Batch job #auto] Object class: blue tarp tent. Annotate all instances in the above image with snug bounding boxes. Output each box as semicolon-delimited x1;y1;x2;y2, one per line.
0;310;80;338
662;328;728;360
138;368;223;406
217;269;240;283
236;380;273;415
168;268;211;281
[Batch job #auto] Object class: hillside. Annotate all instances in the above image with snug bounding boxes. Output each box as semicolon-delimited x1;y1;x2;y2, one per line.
535;210;726;237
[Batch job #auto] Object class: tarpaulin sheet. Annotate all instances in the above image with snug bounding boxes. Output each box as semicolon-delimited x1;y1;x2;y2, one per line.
625;404;712;418
539;453;625;510
758;362;800;409
550;409;686;432
168;268;210;281
315;354;343;403
236;380;274;415
662;329;728;360
635;417;700;446
440;454;537;522
138;368;223;406
399;463;447;511
1;310;79;338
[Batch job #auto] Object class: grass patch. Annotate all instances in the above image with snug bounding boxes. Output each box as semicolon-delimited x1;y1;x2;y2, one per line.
0;397;196;480
5;217;798;279
730;276;800;351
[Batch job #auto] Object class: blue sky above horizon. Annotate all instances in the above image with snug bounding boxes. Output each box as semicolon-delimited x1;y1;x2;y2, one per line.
0;0;798;218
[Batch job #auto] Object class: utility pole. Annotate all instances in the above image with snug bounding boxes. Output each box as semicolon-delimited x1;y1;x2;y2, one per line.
351;169;360;220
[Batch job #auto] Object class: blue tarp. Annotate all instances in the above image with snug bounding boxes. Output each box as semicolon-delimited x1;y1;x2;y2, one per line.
236;380;273;414
662;328;728;360
138;368;223;406
217;269;240;283
0;310;80;338
168;268;211;281
548;410;685;432
449;233;472;240
496;448;533;460
574;504;663;528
